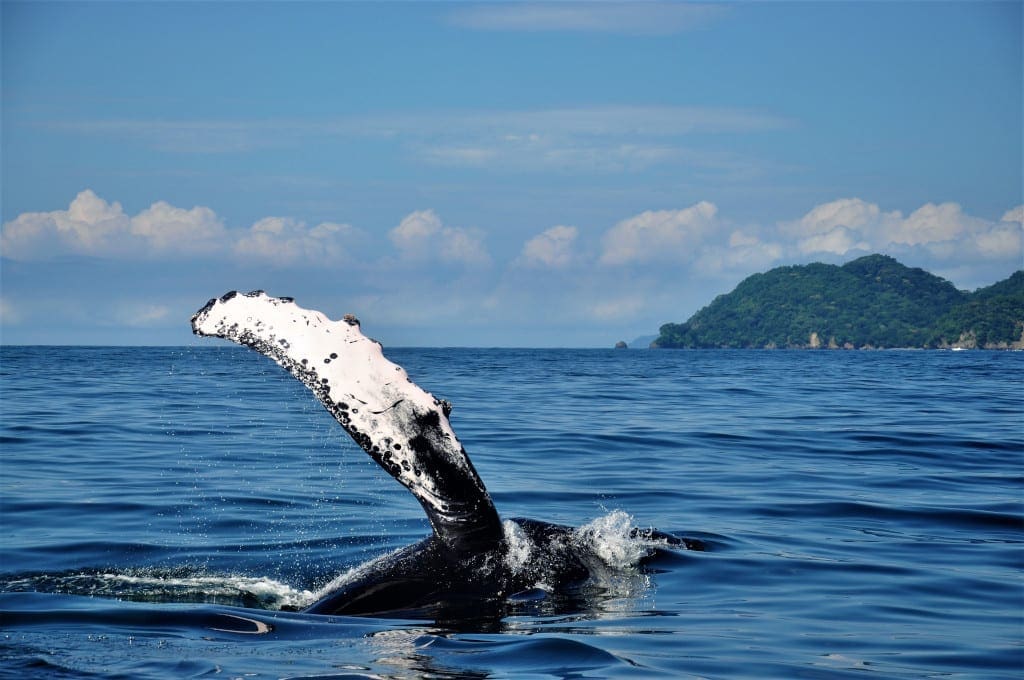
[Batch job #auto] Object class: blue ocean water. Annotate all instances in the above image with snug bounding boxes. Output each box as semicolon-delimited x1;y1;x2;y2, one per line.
1;345;1021;679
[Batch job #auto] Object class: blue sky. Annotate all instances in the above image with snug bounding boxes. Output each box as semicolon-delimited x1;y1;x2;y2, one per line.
2;1;1021;346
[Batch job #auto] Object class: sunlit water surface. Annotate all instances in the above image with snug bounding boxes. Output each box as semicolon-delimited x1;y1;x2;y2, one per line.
1;346;1021;678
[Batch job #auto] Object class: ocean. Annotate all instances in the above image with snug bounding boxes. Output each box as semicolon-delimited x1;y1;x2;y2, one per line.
1;345;1021;678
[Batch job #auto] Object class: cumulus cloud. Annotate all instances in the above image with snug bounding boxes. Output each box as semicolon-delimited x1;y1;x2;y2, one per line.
695;230;785;276
890;202;987;247
130;201;225;251
1;189;364;267
599;201;718;265
973;206;1024;259
518;225;578;268
584;196;1019;286
780;197;887;239
975;222;1022;259
388;209;490;266
782;198;1022;261
2;190;131;258
234;217;359;266
797;227;870;256
1;189;226;260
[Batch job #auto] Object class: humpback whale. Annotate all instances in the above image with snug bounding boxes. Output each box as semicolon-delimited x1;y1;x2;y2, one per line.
191;291;701;618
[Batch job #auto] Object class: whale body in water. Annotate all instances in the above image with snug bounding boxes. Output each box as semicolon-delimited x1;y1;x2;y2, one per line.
191;291;701;618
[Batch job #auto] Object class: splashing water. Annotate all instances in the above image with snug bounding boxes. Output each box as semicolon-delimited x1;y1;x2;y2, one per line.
574;510;651;569
502;519;534;574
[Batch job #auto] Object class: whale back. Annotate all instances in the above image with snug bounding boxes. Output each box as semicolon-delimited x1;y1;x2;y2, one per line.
190;291;503;554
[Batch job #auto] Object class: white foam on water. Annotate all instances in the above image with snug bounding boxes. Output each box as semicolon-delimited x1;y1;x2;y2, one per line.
107;572;317;610
7;570;318;611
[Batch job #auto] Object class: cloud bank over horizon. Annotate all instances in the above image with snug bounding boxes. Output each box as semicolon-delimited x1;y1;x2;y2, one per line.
2;188;1019;345
4;189;1018;273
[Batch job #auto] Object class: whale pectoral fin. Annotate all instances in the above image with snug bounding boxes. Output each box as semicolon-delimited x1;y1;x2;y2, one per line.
191;291;504;554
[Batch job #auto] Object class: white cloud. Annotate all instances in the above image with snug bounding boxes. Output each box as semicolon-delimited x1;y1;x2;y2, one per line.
692;227;786;280
697;230;785;277
796;226;870;256
1;189;363;267
728;231;760;248
0;189;227;259
782;198;1021;261
64;189;128;243
1002;206;1024;224
449;3;728;35
780;197;888;239
1;190;131;258
590;196;1019;284
388;210;490;266
889;202;986;247
130;200;225;251
234;217;359;266
390;210;443;246
975;222;1022;259
985;206;1024;260
599;201;718;265
518;225;579;268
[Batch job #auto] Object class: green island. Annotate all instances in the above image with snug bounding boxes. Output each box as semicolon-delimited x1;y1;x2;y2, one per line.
654;254;1024;350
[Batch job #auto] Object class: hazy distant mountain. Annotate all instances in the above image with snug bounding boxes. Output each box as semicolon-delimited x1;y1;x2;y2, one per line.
628;334;658;349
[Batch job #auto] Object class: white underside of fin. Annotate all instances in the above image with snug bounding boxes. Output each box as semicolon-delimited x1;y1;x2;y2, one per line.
191;291;501;550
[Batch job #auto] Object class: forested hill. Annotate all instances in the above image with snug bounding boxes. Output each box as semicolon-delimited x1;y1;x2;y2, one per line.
654;255;1024;349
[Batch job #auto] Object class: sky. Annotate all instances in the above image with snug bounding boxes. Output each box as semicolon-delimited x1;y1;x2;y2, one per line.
2;1;1021;347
